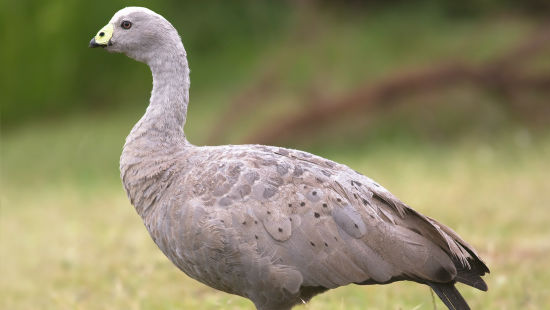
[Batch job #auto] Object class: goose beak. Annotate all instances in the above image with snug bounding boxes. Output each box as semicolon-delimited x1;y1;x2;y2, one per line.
89;24;113;48
89;37;102;48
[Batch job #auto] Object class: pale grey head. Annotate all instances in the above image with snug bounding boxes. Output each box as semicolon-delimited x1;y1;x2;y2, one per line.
90;7;190;132
90;7;184;64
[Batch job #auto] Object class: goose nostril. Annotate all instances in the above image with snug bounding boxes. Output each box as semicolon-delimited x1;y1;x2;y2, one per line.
99;32;105;37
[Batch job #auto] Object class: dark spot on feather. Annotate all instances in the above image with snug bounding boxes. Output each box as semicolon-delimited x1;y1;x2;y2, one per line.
255;235;258;239
267;211;271;215
293;165;304;176
220;220;224;223
278;228;283;232
312;191;317;195
314;212;320;218
288;203;292;207
300;202;305;207
353;194;357;199
362;198;370;206
324;242;328;247
303;185;307;189
334;237;338;241
242;221;246;225
322;203;328;208
354;223;359;229
336;198;341;202
289;218;292;222
321;170;332;177
254;220;258;224
325;160;334;168
310;242;315;247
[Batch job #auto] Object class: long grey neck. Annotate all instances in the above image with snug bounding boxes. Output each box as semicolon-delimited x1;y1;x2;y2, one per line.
121;41;191;217
127;42;190;147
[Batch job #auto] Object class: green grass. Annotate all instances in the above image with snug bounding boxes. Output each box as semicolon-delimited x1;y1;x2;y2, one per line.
2;111;549;309
2;5;549;310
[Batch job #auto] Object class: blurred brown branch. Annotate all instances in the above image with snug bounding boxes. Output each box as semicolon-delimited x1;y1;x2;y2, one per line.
243;23;550;145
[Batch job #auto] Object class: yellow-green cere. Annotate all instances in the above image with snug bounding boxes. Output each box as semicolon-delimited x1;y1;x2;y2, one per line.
94;24;113;45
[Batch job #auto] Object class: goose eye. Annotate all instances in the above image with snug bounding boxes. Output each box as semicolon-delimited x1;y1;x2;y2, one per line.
121;20;132;29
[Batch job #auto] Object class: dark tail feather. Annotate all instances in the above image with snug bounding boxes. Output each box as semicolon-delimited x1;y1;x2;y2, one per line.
427;282;470;310
452;255;489;291
455;266;488;291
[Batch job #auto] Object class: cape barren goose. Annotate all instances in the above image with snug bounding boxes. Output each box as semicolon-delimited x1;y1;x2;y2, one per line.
90;7;489;310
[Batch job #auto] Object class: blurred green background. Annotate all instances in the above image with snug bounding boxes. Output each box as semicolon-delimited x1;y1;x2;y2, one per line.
1;0;549;309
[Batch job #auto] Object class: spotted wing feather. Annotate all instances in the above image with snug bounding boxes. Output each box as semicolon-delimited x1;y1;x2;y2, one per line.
139;144;487;310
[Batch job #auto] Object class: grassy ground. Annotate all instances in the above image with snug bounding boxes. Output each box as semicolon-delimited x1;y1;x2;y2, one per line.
2;6;549;310
1;111;549;309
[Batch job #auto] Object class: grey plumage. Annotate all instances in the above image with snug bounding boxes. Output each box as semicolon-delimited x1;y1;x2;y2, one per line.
91;7;489;310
